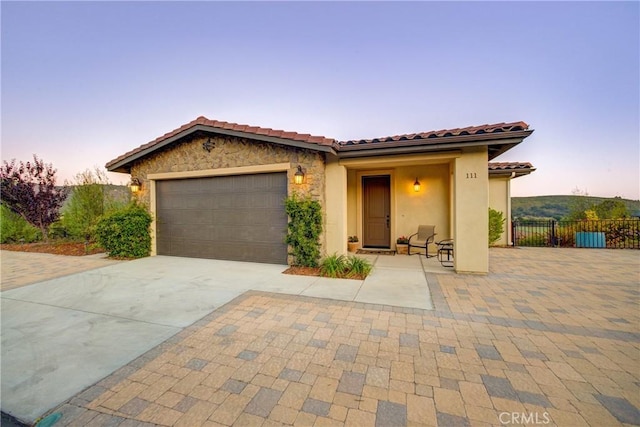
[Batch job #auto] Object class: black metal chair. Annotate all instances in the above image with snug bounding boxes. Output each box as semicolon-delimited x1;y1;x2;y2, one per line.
408;225;436;257
436;239;454;267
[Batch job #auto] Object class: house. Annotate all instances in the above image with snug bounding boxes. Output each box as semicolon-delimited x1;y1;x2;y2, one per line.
106;116;534;273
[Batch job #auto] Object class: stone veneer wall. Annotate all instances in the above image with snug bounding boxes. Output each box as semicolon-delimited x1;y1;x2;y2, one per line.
129;134;327;259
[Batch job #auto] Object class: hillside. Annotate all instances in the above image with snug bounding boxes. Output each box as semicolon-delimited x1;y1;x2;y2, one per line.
512;195;640;220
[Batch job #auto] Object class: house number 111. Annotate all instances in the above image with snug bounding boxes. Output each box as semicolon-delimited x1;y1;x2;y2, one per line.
466;172;477;179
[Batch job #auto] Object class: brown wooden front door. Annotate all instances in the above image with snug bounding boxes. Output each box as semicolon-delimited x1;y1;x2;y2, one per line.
363;175;391;248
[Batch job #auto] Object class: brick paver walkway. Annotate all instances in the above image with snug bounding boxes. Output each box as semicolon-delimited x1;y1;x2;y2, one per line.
39;249;640;426
0;250;120;291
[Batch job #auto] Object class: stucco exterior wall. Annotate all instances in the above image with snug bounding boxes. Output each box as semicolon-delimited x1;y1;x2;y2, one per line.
324;158;348;255
489;177;511;245
394;164;450;254
129;134;326;257
346;169;358;239
453;148;489;273
342;163;450;255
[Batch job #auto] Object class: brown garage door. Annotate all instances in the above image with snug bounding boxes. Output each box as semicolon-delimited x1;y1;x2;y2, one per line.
156;173;288;264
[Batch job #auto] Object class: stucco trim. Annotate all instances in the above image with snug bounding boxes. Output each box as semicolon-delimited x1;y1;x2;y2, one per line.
339;151;461;168
147;163;291;181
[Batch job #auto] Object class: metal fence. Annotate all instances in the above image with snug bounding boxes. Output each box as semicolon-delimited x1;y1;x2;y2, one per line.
512;219;640;249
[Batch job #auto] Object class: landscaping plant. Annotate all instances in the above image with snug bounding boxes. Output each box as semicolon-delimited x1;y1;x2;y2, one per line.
62;168;126;241
95;202;152;258
488;208;506;246
319;254;372;279
319;254;347;278
345;255;372;278
0;155;68;242
0;204;41;243
285;193;322;267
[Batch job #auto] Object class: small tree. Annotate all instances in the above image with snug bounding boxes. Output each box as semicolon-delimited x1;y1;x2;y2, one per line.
62;167;124;241
594;199;630;219
489;208;506;246
0;156;68;242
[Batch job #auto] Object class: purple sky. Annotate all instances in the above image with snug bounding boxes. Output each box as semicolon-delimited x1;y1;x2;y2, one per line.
2;1;638;199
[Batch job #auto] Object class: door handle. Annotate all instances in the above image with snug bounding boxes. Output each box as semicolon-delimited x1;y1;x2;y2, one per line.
386;215;390;228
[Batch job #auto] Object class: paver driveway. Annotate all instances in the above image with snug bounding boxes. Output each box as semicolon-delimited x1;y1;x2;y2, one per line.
3;248;640;426
0;252;432;424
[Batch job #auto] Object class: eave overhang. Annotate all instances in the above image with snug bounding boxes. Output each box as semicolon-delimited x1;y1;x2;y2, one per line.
107;124;337;174
336;131;533;160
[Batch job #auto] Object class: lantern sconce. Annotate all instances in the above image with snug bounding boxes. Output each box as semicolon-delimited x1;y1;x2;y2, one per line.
413;177;421;192
130;178;142;193
294;165;305;185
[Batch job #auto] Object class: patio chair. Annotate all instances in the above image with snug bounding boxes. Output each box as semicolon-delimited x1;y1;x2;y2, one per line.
408;225;436;257
436;239;454;267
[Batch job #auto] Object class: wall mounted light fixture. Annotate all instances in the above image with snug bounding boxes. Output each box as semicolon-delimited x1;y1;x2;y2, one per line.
413;178;421;192
294;165;305;185
130;178;142;193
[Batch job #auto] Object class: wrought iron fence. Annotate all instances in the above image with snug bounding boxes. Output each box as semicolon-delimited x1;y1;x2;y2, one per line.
512;219;640;249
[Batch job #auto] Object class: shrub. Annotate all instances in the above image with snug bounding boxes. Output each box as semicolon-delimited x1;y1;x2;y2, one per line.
285;193;322;267
320;254;347;278
0;204;41;243
95;203;151;258
319;254;372;279
345;256;372;278
62;168;127;241
489;208;506;246
517;233;547;247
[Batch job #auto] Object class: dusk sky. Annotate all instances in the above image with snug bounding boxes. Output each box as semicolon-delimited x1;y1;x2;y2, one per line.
2;1;639;199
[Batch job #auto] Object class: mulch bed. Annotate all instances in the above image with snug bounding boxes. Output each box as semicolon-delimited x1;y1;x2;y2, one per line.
0;242;105;256
282;266;367;280
283;266;322;277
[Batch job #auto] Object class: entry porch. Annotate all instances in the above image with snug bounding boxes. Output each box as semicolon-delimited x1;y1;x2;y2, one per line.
324;148;491;273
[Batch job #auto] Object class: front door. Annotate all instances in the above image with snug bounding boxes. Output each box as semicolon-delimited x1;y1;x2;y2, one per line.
363;175;391;248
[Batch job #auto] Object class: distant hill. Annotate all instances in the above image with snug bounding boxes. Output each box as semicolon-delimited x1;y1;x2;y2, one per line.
512;195;640;220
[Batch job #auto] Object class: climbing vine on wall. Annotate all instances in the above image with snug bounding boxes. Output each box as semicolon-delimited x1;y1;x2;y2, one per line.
285;193;322;267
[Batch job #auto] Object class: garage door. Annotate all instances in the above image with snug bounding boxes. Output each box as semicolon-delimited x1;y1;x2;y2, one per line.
156;173;288;264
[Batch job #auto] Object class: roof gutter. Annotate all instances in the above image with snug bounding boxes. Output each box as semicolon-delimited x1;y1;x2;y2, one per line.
337;135;530;159
336;130;533;152
489;168;536;178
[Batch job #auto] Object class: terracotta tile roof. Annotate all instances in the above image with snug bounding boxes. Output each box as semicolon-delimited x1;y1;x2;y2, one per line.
106;117;532;171
106;116;336;169
338;122;529;146
488;162;535;171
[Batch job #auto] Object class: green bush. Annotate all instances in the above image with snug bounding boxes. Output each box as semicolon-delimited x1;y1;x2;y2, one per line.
320;254;347;278
62;168;127;241
95;203;151;258
0;204;41;243
489;208;506;246
345;256;372;278
319;254;372;279
285;193;322;267
517;233;547;247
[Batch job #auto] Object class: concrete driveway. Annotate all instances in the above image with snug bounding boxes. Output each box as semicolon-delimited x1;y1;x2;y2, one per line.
1;253;432;424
